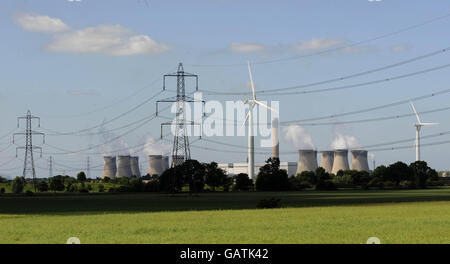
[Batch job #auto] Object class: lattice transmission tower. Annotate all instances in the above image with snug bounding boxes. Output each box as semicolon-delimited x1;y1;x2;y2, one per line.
156;63;204;167
13;110;45;191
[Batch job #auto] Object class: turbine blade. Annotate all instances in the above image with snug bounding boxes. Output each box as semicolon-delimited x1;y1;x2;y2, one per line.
420;122;440;126
410;101;421;124
254;100;278;113
247;61;256;100
241;109;252;127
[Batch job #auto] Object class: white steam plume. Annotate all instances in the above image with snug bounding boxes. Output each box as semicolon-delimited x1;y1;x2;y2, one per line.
331;133;362;150
283;125;315;150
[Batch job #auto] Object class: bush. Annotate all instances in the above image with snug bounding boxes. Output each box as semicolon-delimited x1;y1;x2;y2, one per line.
66;184;78;193
383;181;396;188
98;184;105;193
37;181;49;192
25;190;34;196
256;198;282;209
333;174;354;188
144;180;160;192
368;177;383;189
0;187;5;194
399;180;416;189
12;177;25;194
316;180;338;191
108;187;118;193
234;173;252;191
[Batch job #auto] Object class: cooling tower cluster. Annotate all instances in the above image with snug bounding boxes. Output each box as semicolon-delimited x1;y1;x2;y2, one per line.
322;149;370;174
294;149;370;175
296;149;318;174
101;155;142;179
147;155;170;176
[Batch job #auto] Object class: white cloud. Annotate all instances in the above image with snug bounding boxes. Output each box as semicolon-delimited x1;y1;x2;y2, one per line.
46;25;171;56
390;44;410;52
14;13;70;33
292;38;343;51
229;42;267;53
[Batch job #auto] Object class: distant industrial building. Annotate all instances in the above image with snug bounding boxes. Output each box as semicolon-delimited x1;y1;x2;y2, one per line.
218;162;298;177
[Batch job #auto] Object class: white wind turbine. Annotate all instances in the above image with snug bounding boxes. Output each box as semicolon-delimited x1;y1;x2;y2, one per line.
242;61;277;180
410;101;439;161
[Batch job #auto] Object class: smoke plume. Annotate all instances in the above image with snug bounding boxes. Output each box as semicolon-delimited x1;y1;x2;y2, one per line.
283;125;315;150
143;135;171;156
331;133;361;150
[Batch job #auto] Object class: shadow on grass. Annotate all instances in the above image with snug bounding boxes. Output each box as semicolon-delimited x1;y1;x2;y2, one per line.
0;189;449;216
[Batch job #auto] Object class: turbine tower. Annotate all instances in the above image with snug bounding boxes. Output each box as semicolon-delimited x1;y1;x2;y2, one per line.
242;62;277;180
410;101;439;161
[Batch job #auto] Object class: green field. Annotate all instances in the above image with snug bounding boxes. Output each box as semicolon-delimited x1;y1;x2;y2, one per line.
1;189;450;244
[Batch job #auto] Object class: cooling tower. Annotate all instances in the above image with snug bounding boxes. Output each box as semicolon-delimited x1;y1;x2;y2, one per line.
163;156;169;171
116;155;132;178
172;155;185;167
272;118;279;158
130;156;141;177
101;156;116;179
332;149;349;174
350;150;370;172
147;155;164;176
320;151;334;173
296;149;318;174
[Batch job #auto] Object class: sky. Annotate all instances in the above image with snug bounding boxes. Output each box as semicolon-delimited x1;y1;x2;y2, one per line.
1;0;450;178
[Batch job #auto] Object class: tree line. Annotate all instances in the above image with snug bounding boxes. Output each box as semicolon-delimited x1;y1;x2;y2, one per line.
1;158;445;195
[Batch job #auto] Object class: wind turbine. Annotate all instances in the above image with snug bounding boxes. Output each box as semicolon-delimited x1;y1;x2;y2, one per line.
242;62;277;180
410;101;439;161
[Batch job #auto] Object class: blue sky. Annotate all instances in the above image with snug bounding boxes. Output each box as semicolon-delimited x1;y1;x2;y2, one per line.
1;0;450;178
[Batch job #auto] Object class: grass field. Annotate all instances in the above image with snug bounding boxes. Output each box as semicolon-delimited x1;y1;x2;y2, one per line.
1;189;450;244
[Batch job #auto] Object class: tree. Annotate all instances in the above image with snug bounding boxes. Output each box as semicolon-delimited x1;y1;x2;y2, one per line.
159;167;184;193
255;158;289;191
204;162;228;191
409;161;430;189
315;167;337;190
385;162;412;185
180;160;206;193
297;170;316;186
77;171;87;183
49;176;65;193
12;176;25;194
234;173;252;191
0;176;7;183
37;181;49;192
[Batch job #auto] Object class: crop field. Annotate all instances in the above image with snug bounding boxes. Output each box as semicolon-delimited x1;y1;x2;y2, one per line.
1;189;450;244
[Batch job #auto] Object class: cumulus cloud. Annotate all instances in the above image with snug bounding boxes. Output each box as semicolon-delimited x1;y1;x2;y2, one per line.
14;13;171;56
229;42;267;53
14;13;70;33
292;38;343;51
46;25;172;56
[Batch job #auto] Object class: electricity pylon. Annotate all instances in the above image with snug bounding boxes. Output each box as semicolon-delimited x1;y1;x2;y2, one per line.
13;110;45;192
156;63;204;167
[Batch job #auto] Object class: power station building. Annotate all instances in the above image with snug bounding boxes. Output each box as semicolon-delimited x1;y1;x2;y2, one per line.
218;162;298;177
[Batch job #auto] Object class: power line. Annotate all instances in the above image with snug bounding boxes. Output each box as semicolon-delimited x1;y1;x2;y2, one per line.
201;46;450;95
41;90;164;136
187;11;450;67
